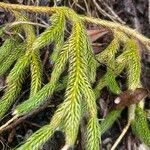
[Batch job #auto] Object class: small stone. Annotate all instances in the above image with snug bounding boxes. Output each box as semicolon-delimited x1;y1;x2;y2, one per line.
114;97;121;104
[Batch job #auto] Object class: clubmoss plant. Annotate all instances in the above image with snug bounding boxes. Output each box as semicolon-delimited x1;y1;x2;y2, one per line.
0;2;150;150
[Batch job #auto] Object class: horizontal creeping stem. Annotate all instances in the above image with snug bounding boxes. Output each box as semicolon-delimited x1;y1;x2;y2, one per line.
0;2;57;13
80;16;150;47
0;2;149;48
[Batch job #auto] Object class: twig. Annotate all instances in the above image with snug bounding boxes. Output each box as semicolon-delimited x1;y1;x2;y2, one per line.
0;115;28;134
0;116;18;131
75;3;86;12
8;21;48;28
0;100;51;134
93;0;116;22
98;0;125;24
24;120;41;128
111;121;131;150
0;139;5;150
8;128;16;143
37;17;49;26
83;0;91;16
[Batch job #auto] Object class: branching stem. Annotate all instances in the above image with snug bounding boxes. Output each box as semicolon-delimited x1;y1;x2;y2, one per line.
0;2;149;47
80;16;150;47
0;116;18;131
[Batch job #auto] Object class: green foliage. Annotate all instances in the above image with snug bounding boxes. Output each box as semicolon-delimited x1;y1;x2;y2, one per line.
0;42;25;76
0;2;150;150
85;35;97;83
100;109;122;135
96;33;119;64
125;39;141;90
132;107;150;147
105;69;120;94
33;12;65;51
16;125;54;150
14;41;68;116
86;117;100;150
0;38;19;64
30;50;42;97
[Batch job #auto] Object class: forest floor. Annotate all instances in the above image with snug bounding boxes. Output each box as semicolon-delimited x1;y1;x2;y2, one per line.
0;0;150;150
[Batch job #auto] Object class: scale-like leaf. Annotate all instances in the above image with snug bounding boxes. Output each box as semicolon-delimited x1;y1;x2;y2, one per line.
14;41;69;116
132;107;150;147
33;12;65;50
0;38;20;64
0;55;29;118
86;117;100;150
30;51;42;97
0;43;25;76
